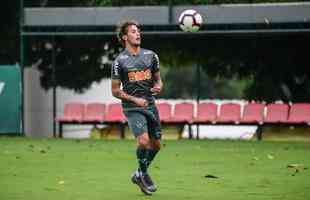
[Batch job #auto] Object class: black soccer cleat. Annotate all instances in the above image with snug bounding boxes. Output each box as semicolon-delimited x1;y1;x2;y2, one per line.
131;172;152;195
140;173;157;192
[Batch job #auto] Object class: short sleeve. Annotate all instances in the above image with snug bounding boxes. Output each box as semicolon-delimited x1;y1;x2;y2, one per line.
151;53;160;72
111;60;121;80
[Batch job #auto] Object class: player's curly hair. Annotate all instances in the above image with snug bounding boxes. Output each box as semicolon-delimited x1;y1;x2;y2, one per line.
116;20;140;47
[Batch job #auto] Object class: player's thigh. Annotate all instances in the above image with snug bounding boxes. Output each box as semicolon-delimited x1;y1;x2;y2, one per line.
124;111;148;138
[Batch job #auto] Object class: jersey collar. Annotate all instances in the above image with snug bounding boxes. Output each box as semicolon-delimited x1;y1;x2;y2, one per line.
124;48;142;57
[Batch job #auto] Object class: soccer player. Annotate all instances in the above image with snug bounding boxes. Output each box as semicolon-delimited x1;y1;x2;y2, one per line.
111;20;163;195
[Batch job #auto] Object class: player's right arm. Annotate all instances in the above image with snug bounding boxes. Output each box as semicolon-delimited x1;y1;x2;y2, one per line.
111;60;148;107
111;79;148;107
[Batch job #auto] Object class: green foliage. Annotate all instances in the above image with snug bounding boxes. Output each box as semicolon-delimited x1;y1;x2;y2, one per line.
23;0;307;7
159;64;253;99
25;33;310;101
2;0;310;101
160;66;197;99
26;37;121;92
93;0;306;6
150;34;310;102
93;0;113;6
0;1;19;64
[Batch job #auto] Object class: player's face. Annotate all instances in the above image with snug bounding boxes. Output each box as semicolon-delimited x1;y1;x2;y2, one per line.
125;25;141;47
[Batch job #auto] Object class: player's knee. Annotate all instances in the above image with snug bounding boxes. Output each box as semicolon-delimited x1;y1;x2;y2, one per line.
154;143;161;151
137;133;150;148
152;140;161;151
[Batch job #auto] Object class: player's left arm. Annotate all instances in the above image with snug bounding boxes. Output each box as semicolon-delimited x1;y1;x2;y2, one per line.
150;53;163;95
151;71;163;95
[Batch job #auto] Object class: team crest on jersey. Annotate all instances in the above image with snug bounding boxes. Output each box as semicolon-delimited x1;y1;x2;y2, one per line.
143;50;153;55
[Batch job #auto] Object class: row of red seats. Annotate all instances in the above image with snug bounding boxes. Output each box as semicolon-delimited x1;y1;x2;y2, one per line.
57;102;310;125
57;103;124;123
159;102;310;125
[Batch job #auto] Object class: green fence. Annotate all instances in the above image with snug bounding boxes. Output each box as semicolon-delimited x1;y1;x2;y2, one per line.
0;65;22;135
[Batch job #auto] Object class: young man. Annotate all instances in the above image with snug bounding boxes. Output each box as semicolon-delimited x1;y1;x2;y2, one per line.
111;20;163;195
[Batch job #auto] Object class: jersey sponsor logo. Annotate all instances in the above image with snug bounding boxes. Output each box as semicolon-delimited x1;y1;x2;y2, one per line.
128;69;152;82
0;82;5;95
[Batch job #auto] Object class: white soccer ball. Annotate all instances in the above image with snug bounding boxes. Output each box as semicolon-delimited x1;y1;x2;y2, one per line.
178;9;203;33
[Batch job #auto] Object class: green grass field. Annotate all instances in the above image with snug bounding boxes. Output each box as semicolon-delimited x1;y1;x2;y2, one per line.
0;137;309;200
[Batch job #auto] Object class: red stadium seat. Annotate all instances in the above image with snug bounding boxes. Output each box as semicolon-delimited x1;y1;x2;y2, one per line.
287;103;310;124
105;103;126;122
156;102;172;122
217;103;241;124
241;103;265;124
84;103;106;122
264;103;289;123
57;102;85;122
194;102;218;123
168;102;194;123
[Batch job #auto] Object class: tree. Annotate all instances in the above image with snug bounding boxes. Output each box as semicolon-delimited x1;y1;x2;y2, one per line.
0;1;19;64
1;0;309;102
151;34;310;102
25;36;121;92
